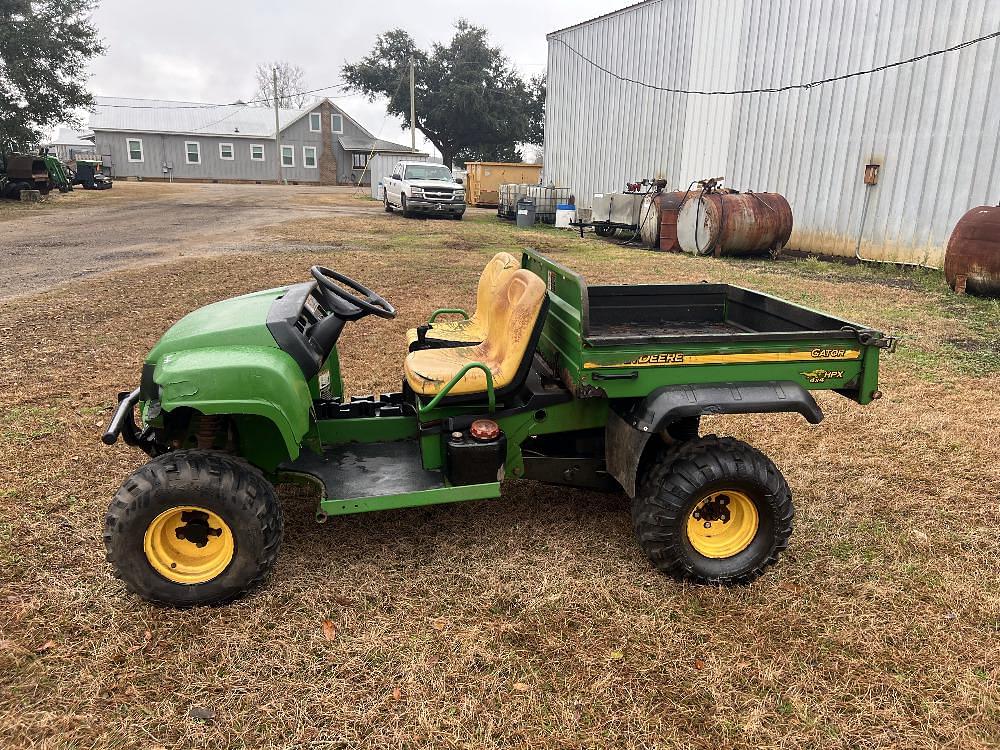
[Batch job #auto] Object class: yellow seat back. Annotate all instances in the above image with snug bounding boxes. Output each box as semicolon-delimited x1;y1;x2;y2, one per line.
404;269;548;397
470;251;519;329
472;269;548;379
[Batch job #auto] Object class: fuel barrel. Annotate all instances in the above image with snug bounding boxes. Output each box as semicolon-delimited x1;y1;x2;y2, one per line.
657;191;690;252
639;192;660;247
677;192;793;256
944;205;1000;296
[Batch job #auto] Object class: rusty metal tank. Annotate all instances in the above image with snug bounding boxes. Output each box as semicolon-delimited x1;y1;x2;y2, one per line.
639;192;660;246
677;192;793;256
636;191;691;249
944;205;1000;296
657;191;690;252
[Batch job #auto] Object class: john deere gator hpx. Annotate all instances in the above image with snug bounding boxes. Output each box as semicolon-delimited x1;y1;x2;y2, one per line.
102;250;894;605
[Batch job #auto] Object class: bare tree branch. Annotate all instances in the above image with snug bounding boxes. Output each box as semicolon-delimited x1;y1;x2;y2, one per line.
252;61;310;108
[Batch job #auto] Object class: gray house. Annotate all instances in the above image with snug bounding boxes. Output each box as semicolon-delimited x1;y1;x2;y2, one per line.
87;96;423;185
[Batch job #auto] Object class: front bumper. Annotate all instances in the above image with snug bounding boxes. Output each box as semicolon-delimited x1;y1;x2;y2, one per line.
407;198;465;215
102;389;159;455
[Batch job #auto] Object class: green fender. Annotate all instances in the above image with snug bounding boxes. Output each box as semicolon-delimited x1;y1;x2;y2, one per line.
153;345;312;462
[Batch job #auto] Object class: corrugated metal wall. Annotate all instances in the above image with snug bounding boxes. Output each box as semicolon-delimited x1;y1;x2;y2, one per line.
369;153;430;199
544;0;1000;265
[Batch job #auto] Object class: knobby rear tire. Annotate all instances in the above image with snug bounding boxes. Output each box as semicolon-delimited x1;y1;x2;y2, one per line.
632;435;793;585
104;450;282;606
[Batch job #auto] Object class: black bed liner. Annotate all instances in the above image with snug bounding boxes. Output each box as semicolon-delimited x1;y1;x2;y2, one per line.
583;283;864;346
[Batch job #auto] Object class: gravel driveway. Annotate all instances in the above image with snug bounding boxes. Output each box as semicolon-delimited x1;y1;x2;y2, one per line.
0;182;380;301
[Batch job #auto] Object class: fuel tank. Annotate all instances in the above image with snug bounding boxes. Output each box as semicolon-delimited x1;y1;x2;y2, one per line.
656;191;691;252
677;192;793;256
944;205;1000;296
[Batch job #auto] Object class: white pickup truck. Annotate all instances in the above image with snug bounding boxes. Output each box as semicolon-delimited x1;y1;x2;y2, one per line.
382;160;466;220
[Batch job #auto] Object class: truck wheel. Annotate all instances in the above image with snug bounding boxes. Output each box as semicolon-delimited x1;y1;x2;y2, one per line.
632;436;793;585
104;450;282;606
401;194;413;218
384;194;392;212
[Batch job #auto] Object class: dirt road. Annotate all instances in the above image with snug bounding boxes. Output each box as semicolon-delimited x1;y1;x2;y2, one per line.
0;182;381;300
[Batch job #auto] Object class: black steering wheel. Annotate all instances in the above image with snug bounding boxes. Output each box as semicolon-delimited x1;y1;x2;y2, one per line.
310;266;396;320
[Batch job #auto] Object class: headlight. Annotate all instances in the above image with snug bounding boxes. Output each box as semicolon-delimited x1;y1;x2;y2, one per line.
455;190;465;199
409;187;424;197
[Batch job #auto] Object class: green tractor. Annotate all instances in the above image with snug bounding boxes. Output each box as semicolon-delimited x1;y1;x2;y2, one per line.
0;151;73;197
103;250;894;606
41;151;74;193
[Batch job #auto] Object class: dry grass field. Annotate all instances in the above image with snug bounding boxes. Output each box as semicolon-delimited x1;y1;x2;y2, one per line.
1;200;998;749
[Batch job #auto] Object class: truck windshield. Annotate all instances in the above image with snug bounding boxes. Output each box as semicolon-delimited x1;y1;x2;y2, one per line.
404;164;453;181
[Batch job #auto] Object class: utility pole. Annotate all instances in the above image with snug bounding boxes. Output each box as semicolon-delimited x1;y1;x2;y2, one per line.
272;67;281;185
409;55;416;151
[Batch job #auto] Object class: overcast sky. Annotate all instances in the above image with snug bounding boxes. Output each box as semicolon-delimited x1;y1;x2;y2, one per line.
83;0;633;155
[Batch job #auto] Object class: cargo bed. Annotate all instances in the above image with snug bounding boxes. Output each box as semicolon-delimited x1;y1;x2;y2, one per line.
584;284;865;345
523;251;893;405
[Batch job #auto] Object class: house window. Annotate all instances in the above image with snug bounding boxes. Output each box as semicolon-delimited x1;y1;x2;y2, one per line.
250;144;265;161
331;114;343;134
185;141;201;164
352;152;367;169
309;112;321;132
219;143;234;160
303;146;317;168
126;138;143;162
281;145;294;167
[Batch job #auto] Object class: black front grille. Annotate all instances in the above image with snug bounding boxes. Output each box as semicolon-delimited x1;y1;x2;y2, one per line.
422;187;455;202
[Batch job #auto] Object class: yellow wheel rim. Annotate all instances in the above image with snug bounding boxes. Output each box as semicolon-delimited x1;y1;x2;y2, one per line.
686;490;759;559
143;506;234;584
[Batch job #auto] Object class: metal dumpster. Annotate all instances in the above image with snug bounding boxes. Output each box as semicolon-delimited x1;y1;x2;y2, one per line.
465;162;542;207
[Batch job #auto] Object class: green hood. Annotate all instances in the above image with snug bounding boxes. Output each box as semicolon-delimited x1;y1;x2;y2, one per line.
147;286;287;362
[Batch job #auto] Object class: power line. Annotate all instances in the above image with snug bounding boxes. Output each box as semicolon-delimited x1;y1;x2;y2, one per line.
89;56;549;112
550;29;1000;95
91;82;353;109
190;104;248;132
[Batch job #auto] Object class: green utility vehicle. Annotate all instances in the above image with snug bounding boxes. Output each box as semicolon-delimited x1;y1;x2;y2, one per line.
103;250;894;605
72;159;113;190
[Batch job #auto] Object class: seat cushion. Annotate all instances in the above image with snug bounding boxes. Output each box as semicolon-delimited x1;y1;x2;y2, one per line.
404;344;496;396
405;270;547;397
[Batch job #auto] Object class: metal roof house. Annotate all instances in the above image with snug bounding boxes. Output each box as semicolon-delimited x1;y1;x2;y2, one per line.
543;0;1000;266
45;128;99;162
88;96;423;185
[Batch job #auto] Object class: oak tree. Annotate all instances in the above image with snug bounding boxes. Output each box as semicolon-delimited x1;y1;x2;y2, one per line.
343;21;544;168
0;0;105;152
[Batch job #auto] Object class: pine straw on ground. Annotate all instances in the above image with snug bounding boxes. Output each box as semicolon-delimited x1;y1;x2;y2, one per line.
1;209;998;749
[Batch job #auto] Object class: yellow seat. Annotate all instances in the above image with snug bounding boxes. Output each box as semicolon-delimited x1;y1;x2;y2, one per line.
405;251;519;349
404;269;548;398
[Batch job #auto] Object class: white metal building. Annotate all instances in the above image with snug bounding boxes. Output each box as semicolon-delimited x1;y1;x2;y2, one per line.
543;0;1000;265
